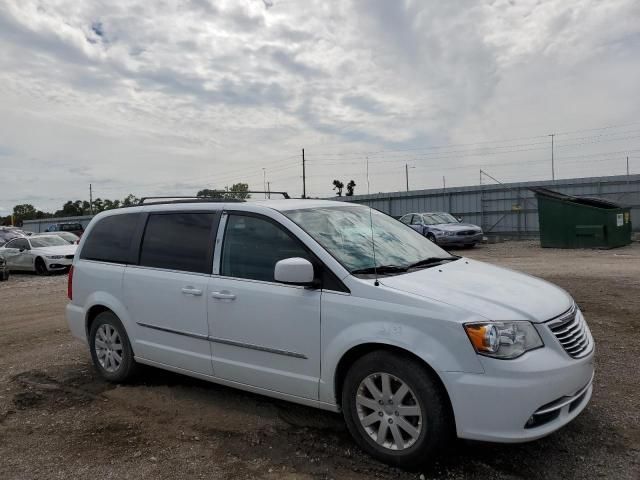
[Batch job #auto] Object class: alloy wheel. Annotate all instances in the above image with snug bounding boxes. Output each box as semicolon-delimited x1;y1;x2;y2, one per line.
94;324;124;373
355;372;423;451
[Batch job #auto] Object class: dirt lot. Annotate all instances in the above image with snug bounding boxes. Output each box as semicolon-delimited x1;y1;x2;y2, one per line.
0;241;639;479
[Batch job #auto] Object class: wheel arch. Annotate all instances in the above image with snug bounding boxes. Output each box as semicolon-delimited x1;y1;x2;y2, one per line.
333;343;455;426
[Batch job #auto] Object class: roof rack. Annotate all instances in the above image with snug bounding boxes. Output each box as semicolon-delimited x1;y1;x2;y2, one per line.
138;191;290;205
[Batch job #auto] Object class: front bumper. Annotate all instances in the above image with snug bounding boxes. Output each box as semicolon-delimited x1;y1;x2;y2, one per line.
44;256;73;270
436;233;483;245
441;329;594;443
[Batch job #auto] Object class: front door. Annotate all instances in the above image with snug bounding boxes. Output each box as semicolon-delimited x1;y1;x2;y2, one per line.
3;238;31;270
208;213;321;399
123;211;218;375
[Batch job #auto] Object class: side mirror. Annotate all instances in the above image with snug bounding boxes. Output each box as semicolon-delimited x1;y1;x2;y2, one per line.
19;248;25;252
274;257;315;286
456;217;463;222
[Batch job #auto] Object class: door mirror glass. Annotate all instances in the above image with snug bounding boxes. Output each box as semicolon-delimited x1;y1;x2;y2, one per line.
274;257;315;286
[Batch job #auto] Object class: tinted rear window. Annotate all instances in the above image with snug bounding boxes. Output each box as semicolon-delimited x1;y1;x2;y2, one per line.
139;213;215;274
80;214;140;263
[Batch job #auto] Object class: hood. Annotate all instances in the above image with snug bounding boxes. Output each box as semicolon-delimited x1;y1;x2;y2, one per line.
379;258;572;322
34;245;77;256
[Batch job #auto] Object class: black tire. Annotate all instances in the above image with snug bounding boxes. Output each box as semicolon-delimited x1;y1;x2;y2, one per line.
0;270;8;281
426;233;436;243
89;311;138;382
341;351;452;470
35;257;48;276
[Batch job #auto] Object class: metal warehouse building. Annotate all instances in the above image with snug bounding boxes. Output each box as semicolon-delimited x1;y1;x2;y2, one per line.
340;174;640;237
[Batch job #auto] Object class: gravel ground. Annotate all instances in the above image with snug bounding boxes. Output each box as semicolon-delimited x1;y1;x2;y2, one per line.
0;241;639;479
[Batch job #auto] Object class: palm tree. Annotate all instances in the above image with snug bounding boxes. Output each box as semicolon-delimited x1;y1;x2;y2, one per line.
332;179;344;196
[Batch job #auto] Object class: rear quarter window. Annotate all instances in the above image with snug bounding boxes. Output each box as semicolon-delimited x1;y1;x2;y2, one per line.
80;214;141;264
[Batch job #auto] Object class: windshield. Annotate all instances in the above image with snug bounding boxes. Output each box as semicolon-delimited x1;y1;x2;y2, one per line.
285;205;451;273
434;213;458;223
30;236;69;248
56;232;79;241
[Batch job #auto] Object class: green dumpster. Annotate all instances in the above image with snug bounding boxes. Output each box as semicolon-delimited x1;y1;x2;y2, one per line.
530;187;632;249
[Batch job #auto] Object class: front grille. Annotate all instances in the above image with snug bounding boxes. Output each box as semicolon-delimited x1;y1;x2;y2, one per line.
456;230;479;236
546;304;592;358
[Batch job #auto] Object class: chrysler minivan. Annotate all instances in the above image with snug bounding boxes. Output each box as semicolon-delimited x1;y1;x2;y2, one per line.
66;198;594;469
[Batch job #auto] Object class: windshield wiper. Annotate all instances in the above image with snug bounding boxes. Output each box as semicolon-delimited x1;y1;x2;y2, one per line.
351;264;408;275
406;256;458;270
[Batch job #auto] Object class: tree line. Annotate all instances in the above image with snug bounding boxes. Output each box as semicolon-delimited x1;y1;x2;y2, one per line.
2;183;251;226
3;180;355;226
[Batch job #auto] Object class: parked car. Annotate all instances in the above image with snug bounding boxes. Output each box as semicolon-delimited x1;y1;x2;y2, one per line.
399;212;483;247
46;222;84;237
67;200;594;469
33;231;80;244
0;235;76;274
0;256;9;281
0;227;27;246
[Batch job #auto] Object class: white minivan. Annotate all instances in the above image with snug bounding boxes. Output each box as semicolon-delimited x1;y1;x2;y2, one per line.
66;198;594;469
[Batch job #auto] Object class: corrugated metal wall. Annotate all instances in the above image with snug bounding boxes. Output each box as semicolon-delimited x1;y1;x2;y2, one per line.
340;174;640;235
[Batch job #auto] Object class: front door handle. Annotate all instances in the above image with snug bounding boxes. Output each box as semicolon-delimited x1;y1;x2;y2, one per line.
181;286;203;296
211;290;236;300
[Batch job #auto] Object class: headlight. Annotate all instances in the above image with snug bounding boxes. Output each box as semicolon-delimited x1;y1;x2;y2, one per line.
46;255;63;259
445;231;455;236
464;321;543;359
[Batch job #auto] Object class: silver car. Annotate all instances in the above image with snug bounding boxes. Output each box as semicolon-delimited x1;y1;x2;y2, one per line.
399;212;483;247
0;235;77;274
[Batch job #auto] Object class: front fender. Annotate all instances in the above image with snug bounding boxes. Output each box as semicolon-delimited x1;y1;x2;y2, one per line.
319;290;485;405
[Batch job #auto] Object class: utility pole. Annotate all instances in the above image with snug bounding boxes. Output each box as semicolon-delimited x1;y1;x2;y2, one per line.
89;184;94;215
262;168;266;198
366;157;370;195
405;163;409;191
302;148;306;199
443;176;446;190
549;133;555;181
627;156;630;176
267;181;271;199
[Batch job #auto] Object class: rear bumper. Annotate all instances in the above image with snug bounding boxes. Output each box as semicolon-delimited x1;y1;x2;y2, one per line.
66;303;88;344
441;346;594;442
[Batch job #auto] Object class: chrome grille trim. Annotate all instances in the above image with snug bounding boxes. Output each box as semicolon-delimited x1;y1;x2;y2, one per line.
546;304;593;359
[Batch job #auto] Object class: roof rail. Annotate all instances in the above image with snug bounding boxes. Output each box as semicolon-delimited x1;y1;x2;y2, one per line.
138;191;290;205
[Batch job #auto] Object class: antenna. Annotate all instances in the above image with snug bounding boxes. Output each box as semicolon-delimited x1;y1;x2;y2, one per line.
365;162;379;286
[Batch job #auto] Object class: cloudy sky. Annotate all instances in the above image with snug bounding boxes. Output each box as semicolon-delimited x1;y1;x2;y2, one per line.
1;0;639;212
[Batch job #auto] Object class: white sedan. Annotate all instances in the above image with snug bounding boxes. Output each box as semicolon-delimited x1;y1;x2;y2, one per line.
0;235;77;274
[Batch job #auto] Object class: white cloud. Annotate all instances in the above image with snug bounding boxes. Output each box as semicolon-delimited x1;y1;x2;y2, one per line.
0;0;639;210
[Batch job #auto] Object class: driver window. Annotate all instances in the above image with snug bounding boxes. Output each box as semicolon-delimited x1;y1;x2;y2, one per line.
221;215;311;282
410;215;423;225
9;239;28;250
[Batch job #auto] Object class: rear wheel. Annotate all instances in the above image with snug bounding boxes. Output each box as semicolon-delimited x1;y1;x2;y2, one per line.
0;270;8;281
89;311;138;382
341;351;452;470
35;257;48;275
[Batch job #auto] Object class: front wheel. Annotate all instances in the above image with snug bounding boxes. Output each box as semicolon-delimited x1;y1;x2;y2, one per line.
425;232;436;243
35;257;49;275
341;351;452;470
